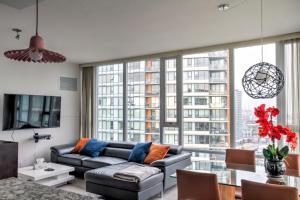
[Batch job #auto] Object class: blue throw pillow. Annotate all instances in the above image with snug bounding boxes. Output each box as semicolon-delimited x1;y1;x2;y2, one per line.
128;142;152;163
80;139;107;157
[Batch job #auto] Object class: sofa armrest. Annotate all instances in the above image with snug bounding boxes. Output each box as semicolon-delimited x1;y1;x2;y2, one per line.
150;152;191;167
50;143;76;156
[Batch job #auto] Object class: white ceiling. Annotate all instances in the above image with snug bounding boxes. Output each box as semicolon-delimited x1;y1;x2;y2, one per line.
0;0;300;64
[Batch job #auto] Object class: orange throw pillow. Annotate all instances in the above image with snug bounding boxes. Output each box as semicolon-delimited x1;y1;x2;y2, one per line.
72;138;90;153
144;144;170;164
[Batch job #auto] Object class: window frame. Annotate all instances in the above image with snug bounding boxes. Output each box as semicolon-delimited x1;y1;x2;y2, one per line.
91;32;300;154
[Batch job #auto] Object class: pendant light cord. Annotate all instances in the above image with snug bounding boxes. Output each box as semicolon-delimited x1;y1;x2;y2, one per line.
260;0;264;62
36;0;39;35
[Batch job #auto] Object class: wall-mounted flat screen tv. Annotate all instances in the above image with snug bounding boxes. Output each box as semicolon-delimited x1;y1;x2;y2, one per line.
2;94;61;131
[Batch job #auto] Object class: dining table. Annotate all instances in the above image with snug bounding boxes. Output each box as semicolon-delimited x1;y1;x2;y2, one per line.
171;161;300;200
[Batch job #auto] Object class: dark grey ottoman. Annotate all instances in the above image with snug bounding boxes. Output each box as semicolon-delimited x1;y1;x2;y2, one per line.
85;163;164;200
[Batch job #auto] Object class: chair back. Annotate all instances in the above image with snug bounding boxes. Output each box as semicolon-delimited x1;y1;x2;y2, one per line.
241;179;298;200
225;149;255;166
177;169;221;200
285;154;300;171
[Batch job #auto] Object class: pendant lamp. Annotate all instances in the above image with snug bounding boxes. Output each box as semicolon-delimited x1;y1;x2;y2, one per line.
242;0;284;99
4;0;66;63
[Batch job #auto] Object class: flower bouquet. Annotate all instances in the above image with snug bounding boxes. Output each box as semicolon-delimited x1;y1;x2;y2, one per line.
254;104;297;177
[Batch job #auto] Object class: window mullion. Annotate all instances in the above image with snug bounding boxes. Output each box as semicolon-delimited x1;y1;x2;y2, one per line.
123;62;128;141
160;59;166;144
177;55;184;146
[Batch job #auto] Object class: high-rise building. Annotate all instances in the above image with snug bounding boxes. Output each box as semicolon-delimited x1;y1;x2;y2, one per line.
234;90;243;144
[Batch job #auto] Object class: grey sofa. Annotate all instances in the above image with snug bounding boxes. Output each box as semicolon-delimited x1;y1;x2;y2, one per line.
51;141;191;200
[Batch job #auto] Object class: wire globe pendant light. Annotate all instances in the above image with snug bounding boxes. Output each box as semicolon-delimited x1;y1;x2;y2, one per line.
4;0;66;63
242;0;284;99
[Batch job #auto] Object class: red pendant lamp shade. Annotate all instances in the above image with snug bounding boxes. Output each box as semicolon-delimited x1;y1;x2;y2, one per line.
4;0;66;63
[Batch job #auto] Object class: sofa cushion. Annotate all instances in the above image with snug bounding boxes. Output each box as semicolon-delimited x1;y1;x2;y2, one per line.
103;147;132;160
72;138;90;153
57;154;90;166
82;156;128;169
85;162;163;192
128;142;152;164
80;139;108;157
144;144;170;164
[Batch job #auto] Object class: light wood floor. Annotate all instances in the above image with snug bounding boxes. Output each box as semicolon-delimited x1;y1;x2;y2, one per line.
60;178;178;200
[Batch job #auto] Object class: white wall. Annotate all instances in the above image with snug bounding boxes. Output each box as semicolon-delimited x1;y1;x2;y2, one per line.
0;59;80;167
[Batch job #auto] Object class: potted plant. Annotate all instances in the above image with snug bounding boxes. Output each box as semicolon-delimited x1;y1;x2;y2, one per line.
254;104;297;178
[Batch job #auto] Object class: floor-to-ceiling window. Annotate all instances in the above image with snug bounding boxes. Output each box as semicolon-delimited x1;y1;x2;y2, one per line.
93;38;297;170
127;59;160;143
181;50;230;170
96;64;123;141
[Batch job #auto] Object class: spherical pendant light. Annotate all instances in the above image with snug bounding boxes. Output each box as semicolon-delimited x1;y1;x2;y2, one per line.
242;62;284;99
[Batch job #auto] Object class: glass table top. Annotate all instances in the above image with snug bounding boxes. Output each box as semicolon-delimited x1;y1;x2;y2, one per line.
172;162;300;194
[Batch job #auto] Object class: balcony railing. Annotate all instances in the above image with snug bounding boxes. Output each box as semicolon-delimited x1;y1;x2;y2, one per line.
146;128;160;133
146;79;160;84
209;65;227;70
210;91;227;95
209;78;227;83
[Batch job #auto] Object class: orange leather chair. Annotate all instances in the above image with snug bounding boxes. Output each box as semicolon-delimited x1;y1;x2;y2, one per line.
241;179;298;200
225;149;256;199
225;149;255;166
177;169;221;200
285;154;300;170
285;154;300;177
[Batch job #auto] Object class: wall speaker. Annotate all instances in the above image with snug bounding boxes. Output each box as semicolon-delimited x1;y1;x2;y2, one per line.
60;77;78;91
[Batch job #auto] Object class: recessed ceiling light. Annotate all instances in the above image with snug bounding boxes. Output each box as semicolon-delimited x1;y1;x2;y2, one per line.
218;4;230;11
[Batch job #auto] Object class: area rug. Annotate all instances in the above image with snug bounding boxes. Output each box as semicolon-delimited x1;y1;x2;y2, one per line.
0;177;99;200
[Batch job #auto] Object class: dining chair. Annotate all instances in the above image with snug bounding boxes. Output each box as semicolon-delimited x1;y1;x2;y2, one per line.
225;149;256;199
225;149;256;166
176;169;221;200
241;179;298;200
285;154;300;170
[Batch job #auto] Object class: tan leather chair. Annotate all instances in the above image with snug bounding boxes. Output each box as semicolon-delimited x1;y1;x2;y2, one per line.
241;179;298;200
225;149;256;199
285;154;300;177
177;169;221;200
225;149;255;166
285;154;300;170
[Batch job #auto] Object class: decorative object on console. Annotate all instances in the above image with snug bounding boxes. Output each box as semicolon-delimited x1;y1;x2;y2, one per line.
128;142;152;164
242;0;284;99
79;139;108;157
0;140;18;180
4;0;66;63
254;104;297;178
33;158;46;170
144;144;170;164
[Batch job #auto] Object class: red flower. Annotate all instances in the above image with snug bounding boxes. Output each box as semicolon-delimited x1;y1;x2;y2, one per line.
266;107;280;117
258;126;268;137
270;125;282;140
254;104;298;150
254;104;267;118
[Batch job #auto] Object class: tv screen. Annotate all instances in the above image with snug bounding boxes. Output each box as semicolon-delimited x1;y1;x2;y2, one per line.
2;94;61;131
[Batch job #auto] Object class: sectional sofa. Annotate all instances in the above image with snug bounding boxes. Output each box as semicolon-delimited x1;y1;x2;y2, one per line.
51;141;191;200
